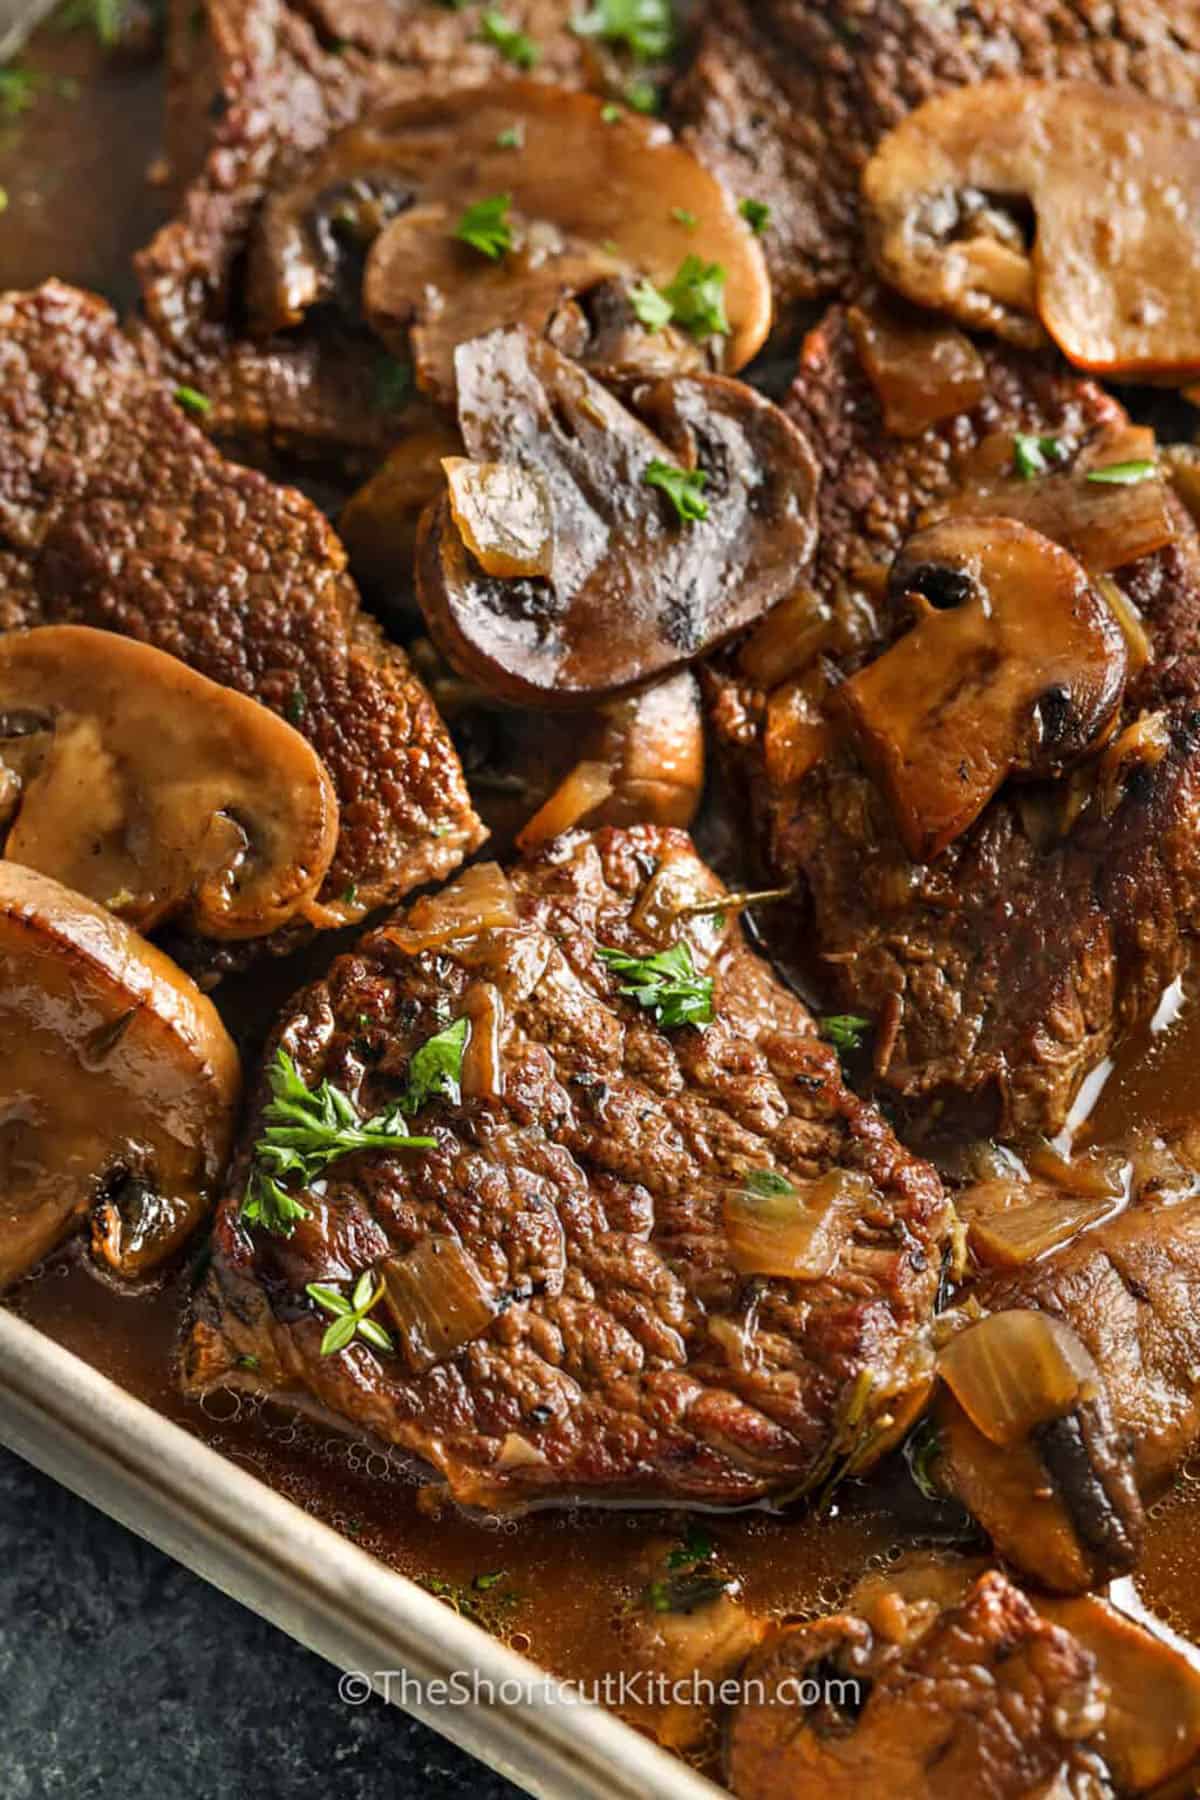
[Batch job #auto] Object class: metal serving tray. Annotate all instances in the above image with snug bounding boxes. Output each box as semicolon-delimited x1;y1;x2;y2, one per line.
0;1306;724;1800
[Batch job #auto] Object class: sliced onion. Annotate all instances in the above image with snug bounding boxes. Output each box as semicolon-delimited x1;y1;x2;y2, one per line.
496;1431;549;1470
443;456;554;579
1096;711;1172;821
380;1235;498;1374
629;855;723;949
1096;577;1152;678
941;426;1173;574
723;1170;872;1280
386;861;518;954
738;584;832;688
516;759;613;852
937;1309;1100;1447
848;303;987;438
956;1177;1115;1269
459;979;506;1103
763;674;832;789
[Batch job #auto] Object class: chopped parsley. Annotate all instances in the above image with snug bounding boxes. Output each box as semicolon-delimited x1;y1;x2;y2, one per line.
496;122;525;148
0;67;39;119
738;197;771;235
597;940;714;1028
820;1014;870;1054
306;1270;393;1357
643;458;709;524
666;1524;715;1569
740;1169;796;1200
645;1572;730;1614
601;101;623;123
341;882;359;908
401;1015;469;1113
670;206;697;230
478;9;540;67
571;0;675;61
623;78;658;113
629;279;674;332
1012;432;1064;480
455;192;513;260
1086;458;1158;485
173;384;211;417
56;0;125;44
285;687;307;724
239;1049;435;1237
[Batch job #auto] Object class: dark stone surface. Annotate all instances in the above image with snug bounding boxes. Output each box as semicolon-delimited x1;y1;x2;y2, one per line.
0;1446;523;1800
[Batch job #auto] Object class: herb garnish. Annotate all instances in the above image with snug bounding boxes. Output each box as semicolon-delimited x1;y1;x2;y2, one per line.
285;687;307;724
644;458;709;523
671;206;697;230
820;1014;870;1054
1086;458;1158;485
496;122;525;148
478;9;540;67
624;79;657;113
174;384;211;417
402;1015;469;1112
645;1572;730;1613
738;197;770;235
571;0;675;60
455;192;513;260
371;355;413;411
0;67;39;119
57;0;125;45
601;101;623;123
666;1523;715;1569
739;1169;796;1200
597;941;714;1028
306;1270;393;1357
629;279;674;332
1012;432;1064;480
239;1049;435;1236
903;1416;942;1502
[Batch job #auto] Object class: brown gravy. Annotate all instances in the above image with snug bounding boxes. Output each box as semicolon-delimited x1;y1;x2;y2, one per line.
5;22;1200;1776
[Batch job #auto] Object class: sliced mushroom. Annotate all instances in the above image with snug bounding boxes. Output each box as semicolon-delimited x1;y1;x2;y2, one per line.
0;626;339;939
249;82;770;396
838;518;1128;862
517;671;705;850
416;327;819;706
0;861;240;1286
863;79;1200;379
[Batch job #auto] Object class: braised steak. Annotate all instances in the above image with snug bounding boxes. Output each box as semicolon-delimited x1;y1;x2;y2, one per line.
0;281;482;935
671;0;1200;330
708;305;1200;1138
186;826;953;1511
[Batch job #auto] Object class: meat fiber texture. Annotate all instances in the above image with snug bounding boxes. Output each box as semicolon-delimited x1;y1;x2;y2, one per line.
0;280;483;959
671;0;1200;331
707;306;1200;1138
187;825;953;1512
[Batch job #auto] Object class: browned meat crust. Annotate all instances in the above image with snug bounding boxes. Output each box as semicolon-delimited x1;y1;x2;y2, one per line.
726;1568;1108;1799
0;281;482;929
134;0;592;469
708;307;1200;1138
186;826;952;1512
671;0;1200;328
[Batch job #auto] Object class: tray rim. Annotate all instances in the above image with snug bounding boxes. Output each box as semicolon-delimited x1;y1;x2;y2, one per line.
0;1304;728;1800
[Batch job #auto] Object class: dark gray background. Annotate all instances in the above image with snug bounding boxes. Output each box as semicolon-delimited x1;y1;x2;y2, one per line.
0;1446;523;1800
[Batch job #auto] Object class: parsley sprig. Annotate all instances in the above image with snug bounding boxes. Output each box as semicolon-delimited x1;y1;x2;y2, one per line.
738;197;771;235
306;1270;393;1357
597;941;714;1028
571;0;675;60
401;1015;469;1112
478;8;539;67
629;255;730;341
456;193;513;260
240;1049;435;1237
57;0;125;44
820;1014;870;1054
644;459;709;524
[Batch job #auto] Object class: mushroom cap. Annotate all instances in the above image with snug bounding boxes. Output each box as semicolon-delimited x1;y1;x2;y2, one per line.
416;327;819;707
863;79;1200;379
248;82;771;381
838;516;1129;862
0;626;340;940
0;861;240;1286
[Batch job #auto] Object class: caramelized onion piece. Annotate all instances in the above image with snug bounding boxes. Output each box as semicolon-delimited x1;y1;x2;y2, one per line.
380;1235;498;1375
938;1310;1100;1448
864;79;1200;379
848;302;987;437
840;517;1128;861
338;423;466;595
0;626;339;939
459;979;506;1103
443;456;554;579
956;1178;1116;1269
723;1170;872;1280
940;427;1173;576
738;584;833;689
383;861;518;954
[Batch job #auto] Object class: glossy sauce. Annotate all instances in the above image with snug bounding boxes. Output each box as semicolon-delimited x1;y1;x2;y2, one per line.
6;25;1200;1775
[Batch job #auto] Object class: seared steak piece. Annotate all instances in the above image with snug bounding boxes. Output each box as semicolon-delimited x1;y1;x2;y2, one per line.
671;0;1200;328
708;305;1200;1137
134;0;595;469
0;282;482;937
186;826;953;1512
727;1554;1200;1798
